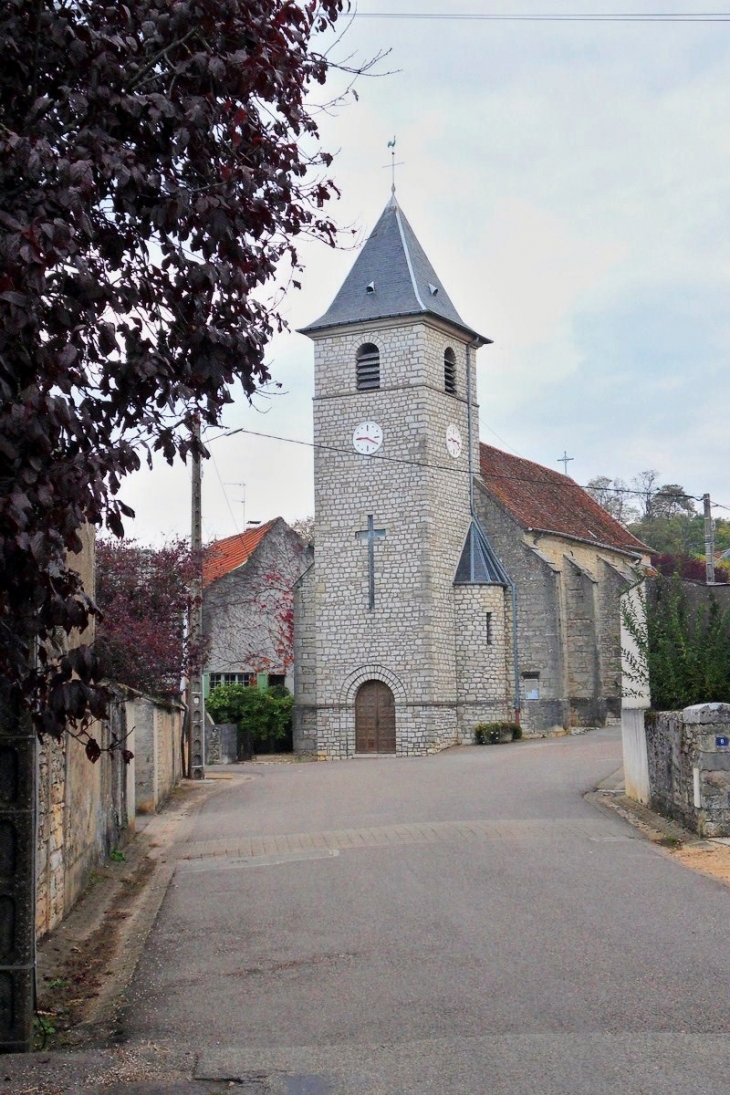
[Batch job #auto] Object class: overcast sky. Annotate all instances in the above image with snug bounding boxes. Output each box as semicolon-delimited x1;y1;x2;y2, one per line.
120;2;730;545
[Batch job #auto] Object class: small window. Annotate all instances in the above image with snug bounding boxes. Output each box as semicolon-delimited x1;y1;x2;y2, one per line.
209;672;256;691
444;347;456;395
486;612;493;645
356;343;380;390
522;672;540;701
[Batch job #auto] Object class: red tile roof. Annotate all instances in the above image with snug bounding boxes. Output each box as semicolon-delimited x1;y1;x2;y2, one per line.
479;444;649;556
202;519;278;586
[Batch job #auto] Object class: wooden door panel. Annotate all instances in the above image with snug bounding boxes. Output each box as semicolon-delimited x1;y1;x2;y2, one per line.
356;680;395;754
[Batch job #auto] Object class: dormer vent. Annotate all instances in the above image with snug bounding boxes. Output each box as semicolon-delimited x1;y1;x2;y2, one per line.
366;281;376;294
428;283;439;296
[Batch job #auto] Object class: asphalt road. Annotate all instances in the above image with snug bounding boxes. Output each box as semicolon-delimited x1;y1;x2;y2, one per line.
119;730;730;1095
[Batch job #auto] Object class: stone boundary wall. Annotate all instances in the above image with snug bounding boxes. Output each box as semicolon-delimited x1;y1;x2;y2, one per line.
645;703;730;837
131;690;184;814
206;722;238;764
36;687;183;940
36;705;135;941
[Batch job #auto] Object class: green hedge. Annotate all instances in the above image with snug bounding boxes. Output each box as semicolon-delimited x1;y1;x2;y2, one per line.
207;683;294;750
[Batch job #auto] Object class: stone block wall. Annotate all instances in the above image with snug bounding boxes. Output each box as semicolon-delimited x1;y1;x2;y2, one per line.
36;706;135;941
454;584;513;739
645;703;730;837
473;485;566;734
132;692;183;815
304;317;485;757
204;519;310;683
597;559;630;721
36;736;67;942
293;564;317;755
473;482;642;735
36;688;181;940
206;723;239;765
562;556;602;725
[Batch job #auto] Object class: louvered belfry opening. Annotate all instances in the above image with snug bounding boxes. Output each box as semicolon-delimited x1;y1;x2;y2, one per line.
444;347;457;395
356;343;380;390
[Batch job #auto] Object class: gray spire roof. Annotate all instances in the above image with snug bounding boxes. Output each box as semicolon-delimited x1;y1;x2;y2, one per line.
300;195;491;344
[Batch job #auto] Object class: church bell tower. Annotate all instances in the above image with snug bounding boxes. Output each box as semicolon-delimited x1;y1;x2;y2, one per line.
294;193;512;758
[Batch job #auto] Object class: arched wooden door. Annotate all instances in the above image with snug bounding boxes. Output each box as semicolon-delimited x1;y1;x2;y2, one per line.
355;680;396;754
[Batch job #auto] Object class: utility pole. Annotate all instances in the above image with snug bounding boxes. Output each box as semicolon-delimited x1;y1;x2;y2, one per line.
704;493;715;585
187;414;206;779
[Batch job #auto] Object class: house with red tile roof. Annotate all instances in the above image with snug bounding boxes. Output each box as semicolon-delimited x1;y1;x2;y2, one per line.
202;517;311;718
476;443;651;734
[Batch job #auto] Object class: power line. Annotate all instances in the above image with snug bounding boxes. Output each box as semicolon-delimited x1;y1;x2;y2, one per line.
355;11;730;22
205;424;725;509
208;449;242;535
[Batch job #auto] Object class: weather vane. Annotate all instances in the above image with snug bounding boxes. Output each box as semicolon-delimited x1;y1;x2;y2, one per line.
382;136;404;194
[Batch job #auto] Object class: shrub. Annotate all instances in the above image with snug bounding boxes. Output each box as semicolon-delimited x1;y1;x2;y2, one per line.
207;683;294;748
474;721;522;745
622;575;730;710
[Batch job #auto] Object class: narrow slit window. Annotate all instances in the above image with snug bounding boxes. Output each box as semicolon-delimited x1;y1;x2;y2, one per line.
486;612;493;645
356;343;380;390
444;347;457;395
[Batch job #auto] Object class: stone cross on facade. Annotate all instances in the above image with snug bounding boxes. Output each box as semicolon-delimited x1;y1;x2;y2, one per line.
355;515;386;610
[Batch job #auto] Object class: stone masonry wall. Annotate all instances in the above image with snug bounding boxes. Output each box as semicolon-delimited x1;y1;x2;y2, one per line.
473;485;641;733
562;556;601;725
204;518;310;680
133;693;183;815
645;703;730;837
36;706;135;941
36;736;67;941
305;317;488;757
597;559;630;720
473;484;565;734
36;688;180;941
454;584;513;740
293;564;317;755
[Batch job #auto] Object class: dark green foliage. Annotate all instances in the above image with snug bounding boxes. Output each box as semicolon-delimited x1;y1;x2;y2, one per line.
627;515;730;559
207;682;293;747
474;721;522;745
622;576;730;710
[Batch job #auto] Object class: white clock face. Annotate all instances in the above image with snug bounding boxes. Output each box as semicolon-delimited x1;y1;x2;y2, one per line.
353;421;383;455
446;424;462;458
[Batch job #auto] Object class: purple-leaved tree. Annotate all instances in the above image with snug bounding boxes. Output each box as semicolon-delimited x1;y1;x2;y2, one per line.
0;0;354;1051
95;538;207;697
0;0;349;736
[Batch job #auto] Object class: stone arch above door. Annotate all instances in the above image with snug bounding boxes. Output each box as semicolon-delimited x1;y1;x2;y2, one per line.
339;663;407;707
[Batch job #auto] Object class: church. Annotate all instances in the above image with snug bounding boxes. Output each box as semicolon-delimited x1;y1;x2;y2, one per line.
293;191;652;758
293;192;517;758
